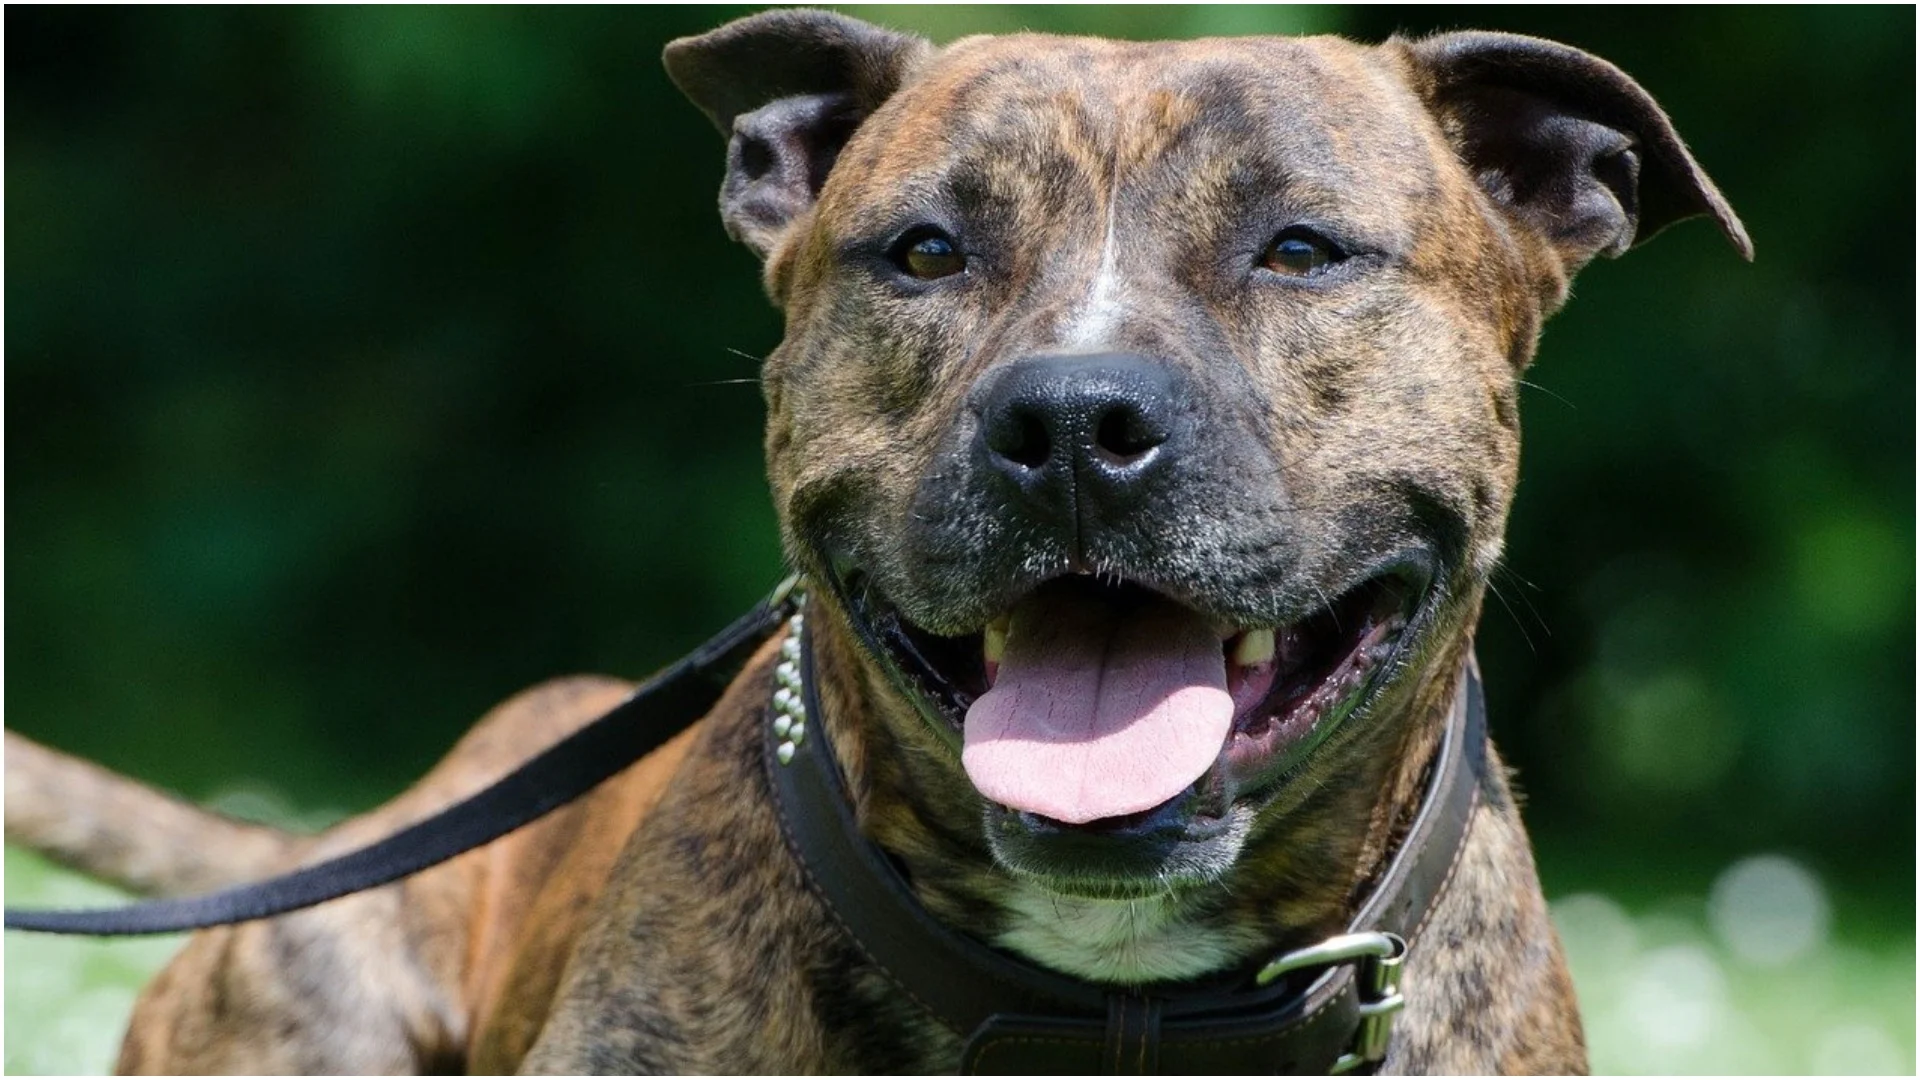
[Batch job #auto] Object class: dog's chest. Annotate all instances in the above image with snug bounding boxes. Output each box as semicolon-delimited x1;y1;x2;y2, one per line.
991;883;1267;984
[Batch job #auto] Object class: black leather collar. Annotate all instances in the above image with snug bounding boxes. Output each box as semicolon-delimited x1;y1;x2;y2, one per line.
764;604;1489;1075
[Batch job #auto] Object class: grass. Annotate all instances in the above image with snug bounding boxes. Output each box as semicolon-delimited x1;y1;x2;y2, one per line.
4;847;185;1075
5;845;1913;1074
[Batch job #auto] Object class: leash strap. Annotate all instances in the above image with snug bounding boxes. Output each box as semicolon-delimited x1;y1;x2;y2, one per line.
4;578;801;936
767;607;1488;1074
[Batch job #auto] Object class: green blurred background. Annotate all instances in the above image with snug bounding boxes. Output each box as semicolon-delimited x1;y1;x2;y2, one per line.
5;6;1912;1074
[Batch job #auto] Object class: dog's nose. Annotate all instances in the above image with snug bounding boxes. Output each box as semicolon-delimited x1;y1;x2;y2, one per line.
971;353;1185;519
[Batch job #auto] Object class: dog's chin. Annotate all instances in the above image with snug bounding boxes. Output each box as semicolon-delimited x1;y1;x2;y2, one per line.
821;556;1433;895
982;794;1256;900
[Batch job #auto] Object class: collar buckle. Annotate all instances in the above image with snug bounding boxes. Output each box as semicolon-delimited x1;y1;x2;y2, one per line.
1255;931;1408;1073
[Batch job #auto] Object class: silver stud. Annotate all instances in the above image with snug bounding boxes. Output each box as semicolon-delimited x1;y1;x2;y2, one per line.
773;615;810;766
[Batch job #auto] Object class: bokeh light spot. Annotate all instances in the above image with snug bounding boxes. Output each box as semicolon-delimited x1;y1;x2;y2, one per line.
1708;853;1831;967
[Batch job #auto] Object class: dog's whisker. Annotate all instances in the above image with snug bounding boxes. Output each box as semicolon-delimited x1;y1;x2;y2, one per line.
1516;378;1577;410
1485;578;1538;655
1488;562;1552;647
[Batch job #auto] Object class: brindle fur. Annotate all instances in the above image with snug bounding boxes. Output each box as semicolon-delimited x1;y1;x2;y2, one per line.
5;10;1747;1074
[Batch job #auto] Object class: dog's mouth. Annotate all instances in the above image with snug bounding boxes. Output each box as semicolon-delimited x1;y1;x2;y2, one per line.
835;566;1427;831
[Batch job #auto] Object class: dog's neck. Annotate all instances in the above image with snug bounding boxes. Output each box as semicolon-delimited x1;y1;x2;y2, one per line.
801;595;1470;984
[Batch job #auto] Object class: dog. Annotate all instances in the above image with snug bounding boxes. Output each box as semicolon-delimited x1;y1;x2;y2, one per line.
5;9;1748;1074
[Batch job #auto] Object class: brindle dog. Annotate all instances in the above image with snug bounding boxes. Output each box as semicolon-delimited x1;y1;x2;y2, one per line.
5;10;1748;1074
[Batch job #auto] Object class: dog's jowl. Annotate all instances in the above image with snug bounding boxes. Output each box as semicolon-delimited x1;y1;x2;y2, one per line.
5;10;1748;1075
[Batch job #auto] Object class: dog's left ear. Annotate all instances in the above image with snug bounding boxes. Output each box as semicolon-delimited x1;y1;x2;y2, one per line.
1401;31;1752;277
664;10;930;266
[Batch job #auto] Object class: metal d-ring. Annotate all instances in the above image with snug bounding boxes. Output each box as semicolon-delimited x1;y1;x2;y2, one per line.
1256;930;1408;1072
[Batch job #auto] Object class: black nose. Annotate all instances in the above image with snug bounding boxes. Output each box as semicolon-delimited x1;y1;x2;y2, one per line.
971;352;1185;520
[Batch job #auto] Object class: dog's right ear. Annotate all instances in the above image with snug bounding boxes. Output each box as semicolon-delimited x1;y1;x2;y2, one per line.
1398;31;1752;289
664;10;930;264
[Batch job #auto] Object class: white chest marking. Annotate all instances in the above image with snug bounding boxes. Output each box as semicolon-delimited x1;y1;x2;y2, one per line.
993;882;1264;984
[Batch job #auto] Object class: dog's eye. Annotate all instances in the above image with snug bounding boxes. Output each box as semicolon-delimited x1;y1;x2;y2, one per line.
1260;228;1341;278
891;227;966;280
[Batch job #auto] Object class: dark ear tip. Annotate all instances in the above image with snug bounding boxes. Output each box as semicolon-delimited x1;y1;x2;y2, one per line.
1652;155;1754;261
1726;215;1756;262
662;23;752;135
1727;221;1756;262
659;34;694;78
1640;180;1753;260
663;9;927;136
660;35;726;134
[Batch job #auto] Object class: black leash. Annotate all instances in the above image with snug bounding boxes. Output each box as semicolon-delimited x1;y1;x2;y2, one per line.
4;578;801;936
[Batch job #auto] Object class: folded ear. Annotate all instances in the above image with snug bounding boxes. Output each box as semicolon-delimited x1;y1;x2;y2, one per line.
664;10;930;263
1402;31;1752;276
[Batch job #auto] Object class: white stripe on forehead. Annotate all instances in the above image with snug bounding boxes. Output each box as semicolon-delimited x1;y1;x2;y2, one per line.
1061;193;1125;351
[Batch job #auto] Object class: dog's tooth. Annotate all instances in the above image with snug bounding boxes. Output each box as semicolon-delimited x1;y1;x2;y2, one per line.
1232;628;1276;668
983;620;1008;665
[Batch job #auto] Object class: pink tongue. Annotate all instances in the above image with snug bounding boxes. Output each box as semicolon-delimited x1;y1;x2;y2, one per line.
962;590;1231;824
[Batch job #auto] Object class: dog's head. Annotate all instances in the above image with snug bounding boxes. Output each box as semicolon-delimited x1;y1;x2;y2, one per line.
666;10;1746;963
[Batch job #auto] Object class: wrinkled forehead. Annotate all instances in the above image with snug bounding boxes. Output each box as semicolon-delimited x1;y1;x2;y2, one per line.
820;33;1446;231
